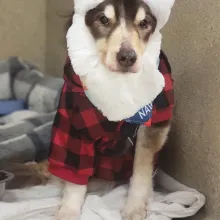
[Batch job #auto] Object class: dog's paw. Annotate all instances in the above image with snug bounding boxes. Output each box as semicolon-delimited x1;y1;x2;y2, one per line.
55;205;80;220
121;204;147;220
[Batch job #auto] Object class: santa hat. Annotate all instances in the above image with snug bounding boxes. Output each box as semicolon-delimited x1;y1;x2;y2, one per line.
74;0;175;30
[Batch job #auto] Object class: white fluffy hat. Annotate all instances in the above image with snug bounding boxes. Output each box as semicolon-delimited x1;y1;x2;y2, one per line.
145;0;175;29
74;0;175;30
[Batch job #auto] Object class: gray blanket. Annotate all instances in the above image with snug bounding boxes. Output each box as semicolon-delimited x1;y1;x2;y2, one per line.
0;57;63;163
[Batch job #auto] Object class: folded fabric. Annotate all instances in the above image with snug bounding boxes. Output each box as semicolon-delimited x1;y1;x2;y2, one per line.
0;110;55;163
0;170;205;220
0;57;63;113
28;76;63;113
0;57;63;163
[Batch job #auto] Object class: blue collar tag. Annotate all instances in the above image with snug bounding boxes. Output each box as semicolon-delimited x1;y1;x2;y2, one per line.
125;103;153;125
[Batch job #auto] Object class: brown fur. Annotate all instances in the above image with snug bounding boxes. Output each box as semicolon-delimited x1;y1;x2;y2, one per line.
122;123;170;219
85;0;157;73
2;161;50;189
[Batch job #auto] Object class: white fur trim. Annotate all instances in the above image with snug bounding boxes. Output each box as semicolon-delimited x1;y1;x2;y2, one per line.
67;16;164;121
144;0;175;29
73;0;175;29
66;15;99;77
74;0;104;15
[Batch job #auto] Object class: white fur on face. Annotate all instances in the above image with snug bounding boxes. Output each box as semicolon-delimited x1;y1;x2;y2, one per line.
135;7;146;22
104;5;115;20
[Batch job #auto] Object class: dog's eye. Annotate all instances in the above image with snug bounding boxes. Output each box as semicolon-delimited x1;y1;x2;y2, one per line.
139;19;148;29
100;16;109;25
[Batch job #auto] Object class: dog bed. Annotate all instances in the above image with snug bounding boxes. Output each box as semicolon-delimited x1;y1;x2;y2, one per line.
0;58;205;219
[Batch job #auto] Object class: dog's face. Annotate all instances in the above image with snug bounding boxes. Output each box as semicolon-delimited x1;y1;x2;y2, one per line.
85;0;157;73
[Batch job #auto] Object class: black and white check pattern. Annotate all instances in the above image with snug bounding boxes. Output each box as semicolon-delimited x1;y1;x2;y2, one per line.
0;57;64;163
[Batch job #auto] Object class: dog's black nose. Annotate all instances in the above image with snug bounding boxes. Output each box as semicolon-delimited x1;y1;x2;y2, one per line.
117;49;137;68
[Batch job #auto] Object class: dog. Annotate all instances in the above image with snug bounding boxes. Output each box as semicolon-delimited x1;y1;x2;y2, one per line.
13;1;175;220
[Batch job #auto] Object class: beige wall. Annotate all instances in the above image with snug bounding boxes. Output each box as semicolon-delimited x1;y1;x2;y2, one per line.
0;0;73;75
161;1;220;220
0;0;47;71
46;0;73;76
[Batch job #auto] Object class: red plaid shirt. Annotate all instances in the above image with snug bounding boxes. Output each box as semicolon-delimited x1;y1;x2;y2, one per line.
48;51;174;185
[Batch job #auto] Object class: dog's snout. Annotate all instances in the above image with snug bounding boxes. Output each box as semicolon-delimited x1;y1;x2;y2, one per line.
117;49;137;68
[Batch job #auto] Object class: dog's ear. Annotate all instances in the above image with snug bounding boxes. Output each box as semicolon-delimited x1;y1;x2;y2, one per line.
74;0;104;15
144;0;175;30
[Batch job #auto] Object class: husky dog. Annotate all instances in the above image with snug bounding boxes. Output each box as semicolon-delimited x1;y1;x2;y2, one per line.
20;1;175;220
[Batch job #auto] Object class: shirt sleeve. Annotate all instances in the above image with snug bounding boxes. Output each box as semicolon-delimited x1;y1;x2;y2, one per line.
48;82;95;185
152;51;174;124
